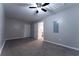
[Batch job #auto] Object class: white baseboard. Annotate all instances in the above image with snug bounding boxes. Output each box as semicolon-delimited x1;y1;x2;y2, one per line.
44;40;79;51
6;37;31;40
0;41;5;55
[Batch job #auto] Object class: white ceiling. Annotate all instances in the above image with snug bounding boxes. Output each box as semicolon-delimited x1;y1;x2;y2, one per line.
3;3;78;22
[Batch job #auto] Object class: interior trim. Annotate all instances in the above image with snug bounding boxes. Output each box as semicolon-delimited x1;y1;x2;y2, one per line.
0;41;5;55
44;40;79;51
5;37;31;40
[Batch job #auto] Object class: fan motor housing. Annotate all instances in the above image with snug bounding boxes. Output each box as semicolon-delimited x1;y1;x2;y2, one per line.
36;3;42;8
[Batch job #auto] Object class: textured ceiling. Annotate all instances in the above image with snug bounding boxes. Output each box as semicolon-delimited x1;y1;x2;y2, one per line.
3;3;78;22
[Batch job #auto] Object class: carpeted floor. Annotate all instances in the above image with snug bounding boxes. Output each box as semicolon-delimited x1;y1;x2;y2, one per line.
1;38;79;56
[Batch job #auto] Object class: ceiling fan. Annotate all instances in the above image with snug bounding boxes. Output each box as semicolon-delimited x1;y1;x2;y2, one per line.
29;3;50;14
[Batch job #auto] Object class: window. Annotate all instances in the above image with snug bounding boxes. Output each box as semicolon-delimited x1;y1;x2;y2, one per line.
53;21;59;33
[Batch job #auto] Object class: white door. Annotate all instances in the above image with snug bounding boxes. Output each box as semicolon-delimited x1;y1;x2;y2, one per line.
38;22;44;40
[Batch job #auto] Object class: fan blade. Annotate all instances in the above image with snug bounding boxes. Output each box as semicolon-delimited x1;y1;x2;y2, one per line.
36;10;39;14
42;3;49;7
29;7;37;8
41;8;47;12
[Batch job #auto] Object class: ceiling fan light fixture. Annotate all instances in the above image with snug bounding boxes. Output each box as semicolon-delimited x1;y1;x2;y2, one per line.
37;7;41;11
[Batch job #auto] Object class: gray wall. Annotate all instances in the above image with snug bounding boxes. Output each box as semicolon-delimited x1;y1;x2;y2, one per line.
5;19;30;40
30;23;34;38
43;5;79;49
24;23;30;37
0;4;5;54
34;23;38;39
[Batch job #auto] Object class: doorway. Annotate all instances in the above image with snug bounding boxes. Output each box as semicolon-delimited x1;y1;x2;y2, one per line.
37;21;44;41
